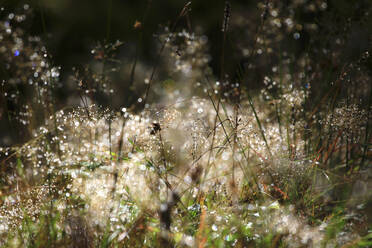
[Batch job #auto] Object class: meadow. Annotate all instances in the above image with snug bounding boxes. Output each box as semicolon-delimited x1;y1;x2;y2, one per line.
0;1;371;247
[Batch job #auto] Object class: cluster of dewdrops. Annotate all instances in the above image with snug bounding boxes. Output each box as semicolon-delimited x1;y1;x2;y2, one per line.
320;103;369;143
161;28;210;77
234;0;327;58
0;94;350;246
0;186;52;235
0;6;61;126
152;27;211;101
261;74;309;109
73;40;123;97
4;99;286;219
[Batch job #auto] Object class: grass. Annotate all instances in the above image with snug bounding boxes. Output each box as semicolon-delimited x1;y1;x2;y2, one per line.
0;1;372;248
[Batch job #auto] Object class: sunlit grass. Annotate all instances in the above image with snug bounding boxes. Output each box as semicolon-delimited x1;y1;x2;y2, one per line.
0;2;371;248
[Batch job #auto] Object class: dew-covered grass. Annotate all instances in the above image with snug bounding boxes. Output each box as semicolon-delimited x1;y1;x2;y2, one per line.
0;2;372;248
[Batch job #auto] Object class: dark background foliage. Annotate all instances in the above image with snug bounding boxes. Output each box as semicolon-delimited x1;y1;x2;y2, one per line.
2;0;370;77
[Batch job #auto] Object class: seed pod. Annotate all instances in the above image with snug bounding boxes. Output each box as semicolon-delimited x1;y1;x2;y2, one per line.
222;1;231;32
